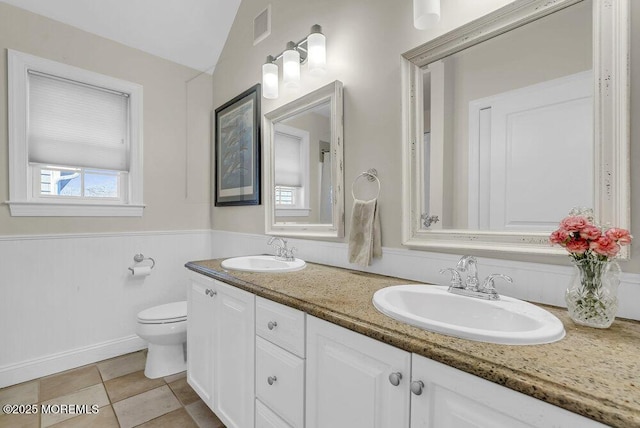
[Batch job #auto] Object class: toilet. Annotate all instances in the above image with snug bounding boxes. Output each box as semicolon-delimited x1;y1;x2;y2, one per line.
135;301;187;379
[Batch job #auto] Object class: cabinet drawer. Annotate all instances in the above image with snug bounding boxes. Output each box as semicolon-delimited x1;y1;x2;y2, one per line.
256;399;294;428
256;336;304;427
256;296;305;357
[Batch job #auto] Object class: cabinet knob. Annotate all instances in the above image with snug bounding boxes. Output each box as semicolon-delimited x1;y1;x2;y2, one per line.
267;376;277;385
205;289;211;296
209;289;217;297
411;380;424;395
388;372;403;386
267;321;278;330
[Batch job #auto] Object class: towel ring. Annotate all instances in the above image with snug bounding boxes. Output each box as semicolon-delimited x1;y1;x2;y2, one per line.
351;170;381;201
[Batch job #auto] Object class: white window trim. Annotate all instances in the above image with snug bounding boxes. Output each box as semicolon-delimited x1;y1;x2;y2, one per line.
6;49;144;217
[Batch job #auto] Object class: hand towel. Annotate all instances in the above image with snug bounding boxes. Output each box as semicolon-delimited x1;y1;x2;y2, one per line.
348;198;382;267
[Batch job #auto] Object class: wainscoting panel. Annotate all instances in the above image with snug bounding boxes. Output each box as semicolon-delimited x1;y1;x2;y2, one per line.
0;230;212;387
210;230;640;321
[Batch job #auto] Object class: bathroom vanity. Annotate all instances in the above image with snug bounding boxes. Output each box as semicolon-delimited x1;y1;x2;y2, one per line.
185;259;640;428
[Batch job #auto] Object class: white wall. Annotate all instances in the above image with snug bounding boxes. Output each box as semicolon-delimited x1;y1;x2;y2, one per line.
0;231;211;387
205;0;640;321
0;3;214;387
211;0;640;273
211;0;515;241
0;2;212;235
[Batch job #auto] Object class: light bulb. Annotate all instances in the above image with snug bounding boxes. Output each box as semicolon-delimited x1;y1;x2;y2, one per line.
307;25;326;75
262;56;278;99
283;42;301;89
414;0;440;30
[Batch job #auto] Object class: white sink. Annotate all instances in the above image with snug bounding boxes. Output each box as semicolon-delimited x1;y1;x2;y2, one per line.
221;255;306;273
372;285;565;345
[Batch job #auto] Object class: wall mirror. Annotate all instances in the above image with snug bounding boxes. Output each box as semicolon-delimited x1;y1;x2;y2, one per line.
401;0;629;256
265;80;344;238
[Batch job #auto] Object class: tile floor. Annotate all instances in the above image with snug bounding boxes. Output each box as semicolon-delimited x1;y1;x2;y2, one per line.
0;350;226;428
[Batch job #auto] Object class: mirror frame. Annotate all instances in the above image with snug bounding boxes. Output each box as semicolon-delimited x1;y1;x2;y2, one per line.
264;80;345;239
401;0;630;257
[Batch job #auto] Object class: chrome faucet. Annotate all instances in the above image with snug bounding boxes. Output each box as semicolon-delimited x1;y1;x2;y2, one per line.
267;236;296;261
440;255;513;300
456;255;480;291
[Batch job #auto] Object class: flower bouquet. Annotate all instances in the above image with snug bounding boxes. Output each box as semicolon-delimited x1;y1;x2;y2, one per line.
549;208;632;328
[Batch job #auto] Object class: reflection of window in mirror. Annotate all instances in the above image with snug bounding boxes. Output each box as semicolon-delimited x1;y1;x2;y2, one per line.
422;0;593;232
274;123;310;217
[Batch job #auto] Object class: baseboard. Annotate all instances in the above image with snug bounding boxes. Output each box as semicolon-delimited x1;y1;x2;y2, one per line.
0;335;147;388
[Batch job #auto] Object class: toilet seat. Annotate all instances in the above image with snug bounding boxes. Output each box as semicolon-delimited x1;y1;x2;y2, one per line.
137;301;187;324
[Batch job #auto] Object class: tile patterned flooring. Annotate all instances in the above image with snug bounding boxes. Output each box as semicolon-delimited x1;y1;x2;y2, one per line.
0;351;226;428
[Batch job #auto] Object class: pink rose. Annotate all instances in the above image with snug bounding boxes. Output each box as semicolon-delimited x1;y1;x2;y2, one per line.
549;229;570;245
565;238;589;254
560;216;590;232
579;224;602;241
590;236;620;257
605;228;633;245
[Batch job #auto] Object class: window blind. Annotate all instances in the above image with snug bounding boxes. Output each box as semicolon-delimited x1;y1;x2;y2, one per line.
28;71;130;171
274;131;303;187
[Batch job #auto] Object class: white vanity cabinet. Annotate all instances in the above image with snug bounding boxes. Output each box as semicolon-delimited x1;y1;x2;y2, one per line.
410;354;607;428
187;272;255;428
306;315;606;428
186;268;609;428
255;297;306;428
306;316;411;428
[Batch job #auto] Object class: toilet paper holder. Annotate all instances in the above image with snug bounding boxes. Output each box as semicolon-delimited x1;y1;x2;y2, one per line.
128;253;156;274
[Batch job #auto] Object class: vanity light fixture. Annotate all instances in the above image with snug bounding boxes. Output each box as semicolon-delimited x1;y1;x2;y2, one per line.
413;0;441;30
261;24;326;99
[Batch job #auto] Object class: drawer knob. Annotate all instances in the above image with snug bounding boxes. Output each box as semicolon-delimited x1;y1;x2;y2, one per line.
388;372;403;386
267;376;277;385
411;380;424;395
267;321;278;330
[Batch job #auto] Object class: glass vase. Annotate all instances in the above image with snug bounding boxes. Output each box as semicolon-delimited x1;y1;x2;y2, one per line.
565;258;620;328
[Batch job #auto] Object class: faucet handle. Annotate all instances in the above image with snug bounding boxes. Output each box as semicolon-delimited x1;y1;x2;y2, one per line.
285;246;297;261
439;268;463;289
481;274;512;293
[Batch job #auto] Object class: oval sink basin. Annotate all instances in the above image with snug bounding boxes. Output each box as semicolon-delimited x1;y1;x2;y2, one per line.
373;285;565;345
221;255;306;273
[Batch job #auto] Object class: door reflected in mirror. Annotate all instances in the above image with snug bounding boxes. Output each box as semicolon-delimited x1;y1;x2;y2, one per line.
265;80;344;239
422;0;592;232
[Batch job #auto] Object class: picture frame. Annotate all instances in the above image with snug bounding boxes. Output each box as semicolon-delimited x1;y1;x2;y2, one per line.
214;84;261;206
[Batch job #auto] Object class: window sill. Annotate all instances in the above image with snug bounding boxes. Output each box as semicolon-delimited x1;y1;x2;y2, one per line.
6;201;145;217
276;208;311;217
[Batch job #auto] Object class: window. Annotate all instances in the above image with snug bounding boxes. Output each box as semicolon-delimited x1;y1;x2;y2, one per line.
274;124;310;217
7;49;144;216
275;186;296;206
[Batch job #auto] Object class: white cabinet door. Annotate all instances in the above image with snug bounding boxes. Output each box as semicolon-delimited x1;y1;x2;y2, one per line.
212;280;255;428
306;316;411;428
410;354;607;428
186;273;215;404
187;272;255;428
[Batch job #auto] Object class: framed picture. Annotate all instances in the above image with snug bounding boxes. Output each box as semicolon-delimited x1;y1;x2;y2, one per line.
214;84;261;206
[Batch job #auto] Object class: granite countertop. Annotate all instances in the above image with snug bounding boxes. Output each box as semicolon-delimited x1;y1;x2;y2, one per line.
186;259;640;428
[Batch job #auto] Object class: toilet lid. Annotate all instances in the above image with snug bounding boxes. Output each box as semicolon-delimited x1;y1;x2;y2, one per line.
137;301;187;323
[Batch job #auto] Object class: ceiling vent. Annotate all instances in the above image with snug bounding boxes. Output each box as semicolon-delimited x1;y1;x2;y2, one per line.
253;5;271;45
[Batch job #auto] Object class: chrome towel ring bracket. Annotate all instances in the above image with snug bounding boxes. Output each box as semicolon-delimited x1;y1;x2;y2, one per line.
128;253;156;274
351;168;380;201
